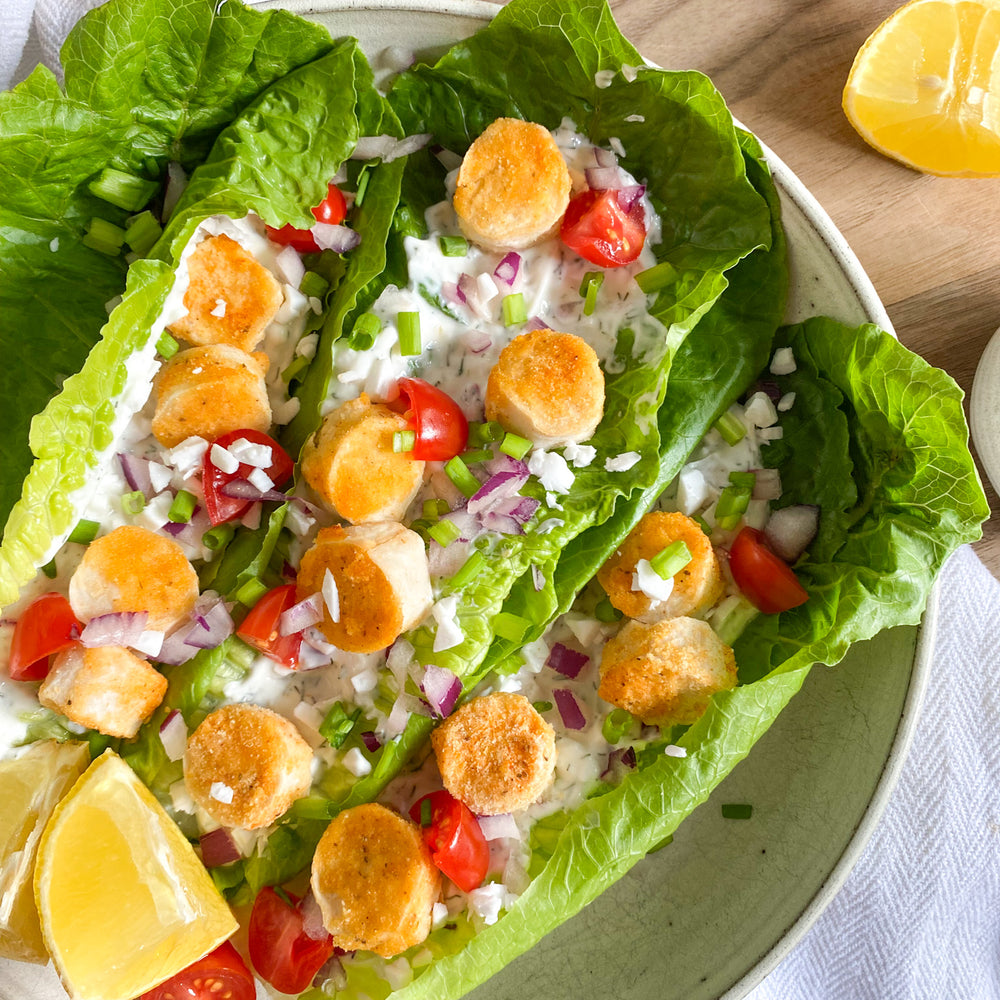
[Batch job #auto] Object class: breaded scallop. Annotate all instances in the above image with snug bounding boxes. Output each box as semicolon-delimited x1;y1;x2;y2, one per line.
301;394;425;523
68;525;199;633
168;234;283;352
183;703;313;830
484;328;604;446
597;511;724;622
454;117;571;251
598;617;737;727
151;344;271;448
310;803;440;958
296;523;432;654
431;692;556;815
38;645;167;739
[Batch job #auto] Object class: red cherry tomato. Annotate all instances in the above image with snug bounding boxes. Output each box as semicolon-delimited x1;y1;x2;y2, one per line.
138;941;255;1000
559;188;646;268
266;182;348;253
395;377;469;461
409;790;489;892
202;429;294;527
236;584;302;669
728;526;809;615
248;887;336;995
8;593;82;681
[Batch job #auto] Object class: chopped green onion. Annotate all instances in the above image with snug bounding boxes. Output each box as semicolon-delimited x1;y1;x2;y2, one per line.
420;797;433;827
449;551;485;589
393;430;416;453
468;421;504;446
156;332;180;359
299;270;329;300
579;271;604;316
121;490;146;515
423;499;451;518
721;803;753;820
438;235;469;257
82;218;127;256
635;261;678;294
167;490;197;524
444;456;480;498
68;520;100;545
714;411;746;446
350;312;382;351
594;597;623;623
715;484;751;529
88;167;158;212
501;292;527;326
320;701;362;748
499;432;532;460
289;796;335;821
397;311;422;356
693;513;712;536
41;558;58;580
649;540;692;580
602;707;633;743
236;577;270;608
493;612;529;643
202;523;236;552
532;700;554;714
460;448;493;465
124;211;162;255
713;596;760;645
728;470;757;489
428;519;461;547
280;354;310;384
354;168;370;208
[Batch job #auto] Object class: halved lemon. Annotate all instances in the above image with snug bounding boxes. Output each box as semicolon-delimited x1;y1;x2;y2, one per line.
0;740;90;963
843;0;1000;175
34;749;237;1000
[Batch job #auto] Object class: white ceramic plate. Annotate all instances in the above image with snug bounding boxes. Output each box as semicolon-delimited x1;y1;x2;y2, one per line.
0;4;933;1000
970;325;1000;496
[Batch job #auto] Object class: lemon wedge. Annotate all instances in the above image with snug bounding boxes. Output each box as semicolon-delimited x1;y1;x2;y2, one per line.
0;740;90;963
843;0;1000;175
34;748;237;1000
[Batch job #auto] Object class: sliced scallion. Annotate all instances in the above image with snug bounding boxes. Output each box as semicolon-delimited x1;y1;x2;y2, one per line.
468;420;504;446
41;558;58;579
649;540;692;580
82;218;126;256
635;260;678;294
124;211;162;256
167;490;197;523
423;498;451;518
449;551;485;589
602;707;633;743
350;312;382;351
354;167;370;208
499;432;532;460
444;456;480;498
235;577;270;608
156;331;180;359
122;491;146;516
203;524;236;552
280;355;310;384
579;271;604;316
532;700;554;714
728;470;757;490
714;411;746;446
428;519;461;547
501;292;527;326
299;270;329;300
88;167;158;212
420;797;433;827
693;513;712;536
438;235;469;257
715;484;752;530
594;597;623;623
493;612;529;643
460;448;492;465
393;430;416;453
397;311;422;356
68;520;99;545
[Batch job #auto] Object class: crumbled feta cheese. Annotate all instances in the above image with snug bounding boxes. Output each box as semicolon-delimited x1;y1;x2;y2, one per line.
148;461;173;494
49;237;59;252
624;113;645;122
351;669;377;694
169;780;196;815
342;747;372;777
168;437;209;479
594;69;615;88
609;136;626;158
227;438;272;467
563;443;597;468
743;391;778;428
431;902;450;928
605;451;640;472
322;568;341;623
758;426;784;442
632;559;675;601
769;347;796;375
664;745;687;758
520;637;550;672
134;630;164;657
210;781;234;804
528;450;575;493
210;442;240;474
431;595;463;652
247;467;274;492
468;883;513;925
676;467;708;515
210;298;227;317
622;64;640;82
778;391;796;412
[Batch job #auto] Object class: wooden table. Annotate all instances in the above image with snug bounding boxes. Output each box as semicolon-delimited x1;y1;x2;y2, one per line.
600;0;1000;574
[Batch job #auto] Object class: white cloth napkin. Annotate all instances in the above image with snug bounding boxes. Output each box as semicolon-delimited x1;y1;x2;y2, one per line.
4;6;999;999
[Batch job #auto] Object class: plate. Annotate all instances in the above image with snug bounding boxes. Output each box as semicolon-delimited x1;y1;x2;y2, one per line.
0;4;934;1000
970;325;1000;496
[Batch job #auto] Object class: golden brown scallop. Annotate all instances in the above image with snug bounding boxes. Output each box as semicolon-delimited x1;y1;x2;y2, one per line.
68;525;199;633
597;511;724;622
453;117;571;251
431;692;556;815
183;703;313;830
310;803;440;958
300;394;425;523
598;616;737;727
151;344;271;448
168;234;283;352
485;328;604;445
295;523;432;654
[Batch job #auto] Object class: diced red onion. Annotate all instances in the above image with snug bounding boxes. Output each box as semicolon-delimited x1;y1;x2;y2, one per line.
479;511;523;536
275;245;306;288
525;316;548;332
751;467;782;501
546;642;589;679
360;731;381;753
160;519;188;537
422;664;462;718
187;598;234;648
531;564;545;592
493;495;540;524
296;640;332;670
428;538;473;579
594;146;618;168
457;272;494;319
616;184;646;212
467;470;529;515
199;827;241;867
464;330;492;354
310;223;361;254
477;813;520;841
751;379;782;404
485;454;530;478
493;252;521;286
158;709;188;762
218;478;288;503
441;509;483;544
80;611;149;649
280;593;323;636
299;890;330;941
118;453;154;497
554;688;586;730
600;745;637;782
351;132;431;163
764;504;820;563
585;165;623;190
434;147;463;171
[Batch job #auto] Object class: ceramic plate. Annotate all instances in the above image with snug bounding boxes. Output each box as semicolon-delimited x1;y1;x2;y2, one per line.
0;4;934;999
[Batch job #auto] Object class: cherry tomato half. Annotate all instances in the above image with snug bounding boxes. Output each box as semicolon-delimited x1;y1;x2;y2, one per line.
266;182;348;253
138;941;255;1000
202;429;294;527
395;377;469;461
559;188;646;268
8;593;82;681
248;886;336;995
728;526;809;615
236;584;302;669
409;790;489;893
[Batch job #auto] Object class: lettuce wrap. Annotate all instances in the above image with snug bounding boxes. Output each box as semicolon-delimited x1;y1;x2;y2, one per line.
0;1;988;999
